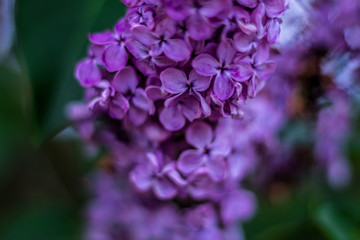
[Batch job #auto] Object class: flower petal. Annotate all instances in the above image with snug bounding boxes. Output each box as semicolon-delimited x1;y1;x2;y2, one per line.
131;25;156;46
192;54;219;76
134;57;157;77
125;38;149;59
133;88;153;112
130;165;153;191
127;106;148;126
213;74;234;100
266;18;281;44
230;62;254;82
236;0;258;8
253;42;270;65
146;86;167;101
180;96;202;122
188;14;213;41
89;30;113;45
206;155;226;181
75;59;101;87
112;66;139;93
200;0;231;18
163;39;191;62
194;91;211;117
186;121;213;149
217;39;236;66
102;44;128;72
159;105;186;131
109;94;130;119
177;149;204;175
234;31;257;53
160;68;188;94
256;61;276;80
152;55;177;67
263;0;288;18
153;177;177;199
189;70;211;92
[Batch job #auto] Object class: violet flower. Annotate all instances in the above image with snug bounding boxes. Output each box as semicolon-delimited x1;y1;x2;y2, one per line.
75;56;102;87
130;152;178;199
192;40;254;100
89;20;130;72
159;95;201;131
131;18;191;62
160;68;211;116
177;121;230;181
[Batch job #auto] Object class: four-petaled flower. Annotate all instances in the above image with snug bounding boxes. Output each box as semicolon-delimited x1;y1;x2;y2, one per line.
177;121;230;181
130;152;179;199
192;40;254;100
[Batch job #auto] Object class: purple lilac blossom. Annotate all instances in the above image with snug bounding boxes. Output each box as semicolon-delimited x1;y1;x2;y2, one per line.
68;0;297;239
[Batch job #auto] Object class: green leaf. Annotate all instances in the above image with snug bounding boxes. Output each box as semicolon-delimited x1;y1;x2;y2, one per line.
314;203;360;240
0;203;81;240
16;0;126;142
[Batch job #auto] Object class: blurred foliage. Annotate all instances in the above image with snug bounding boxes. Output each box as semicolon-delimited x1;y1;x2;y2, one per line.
0;0;359;239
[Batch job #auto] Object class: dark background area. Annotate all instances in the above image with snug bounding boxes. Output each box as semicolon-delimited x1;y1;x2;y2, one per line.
0;0;359;239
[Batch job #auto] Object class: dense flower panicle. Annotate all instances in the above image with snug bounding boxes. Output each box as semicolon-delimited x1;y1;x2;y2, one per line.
75;0;289;131
71;1;289;239
69;0;358;239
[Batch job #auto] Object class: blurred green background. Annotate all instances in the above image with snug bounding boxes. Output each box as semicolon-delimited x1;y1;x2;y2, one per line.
0;0;359;239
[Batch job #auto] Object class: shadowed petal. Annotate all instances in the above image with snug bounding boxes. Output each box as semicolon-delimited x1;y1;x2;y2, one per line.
109;94;130;119
217;40;236;66
160;105;186;131
133;88;153;112
153;55;177;67
155;17;177;39
102;44;128;72
192;54;219;76
186;121;213;148
160;68;188;94
177;149;204;175
127;106;148;126
214;74;234;100
112;66;139;93
194;91;211;117
164;0;191;20
131;25;156;45
180;97;202;122
163;39;191;62
188;14;213;41
200;0;231;18
236;0;258;8
125;38;149;59
146;86;167;101
135;57;157;76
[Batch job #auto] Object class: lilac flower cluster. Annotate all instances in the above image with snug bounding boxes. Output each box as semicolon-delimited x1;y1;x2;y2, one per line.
70;0;289;239
76;0;288;130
